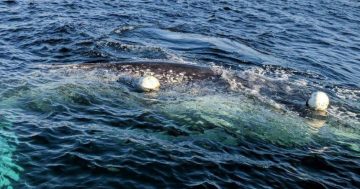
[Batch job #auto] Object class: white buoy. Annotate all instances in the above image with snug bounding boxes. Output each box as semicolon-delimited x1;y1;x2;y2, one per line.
307;91;329;111
136;76;160;92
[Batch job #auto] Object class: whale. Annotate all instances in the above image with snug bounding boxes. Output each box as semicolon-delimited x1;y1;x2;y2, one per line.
60;60;224;82
48;61;333;123
10;61;358;146
49;61;321;112
48;60;228;93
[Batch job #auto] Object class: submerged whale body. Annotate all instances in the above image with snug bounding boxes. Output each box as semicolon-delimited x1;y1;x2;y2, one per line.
10;61;355;147
51;61;331;118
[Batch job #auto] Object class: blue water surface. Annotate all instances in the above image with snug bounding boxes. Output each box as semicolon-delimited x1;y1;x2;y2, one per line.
0;0;359;188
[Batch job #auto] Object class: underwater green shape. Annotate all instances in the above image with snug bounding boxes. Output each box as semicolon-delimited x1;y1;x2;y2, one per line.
0;117;23;188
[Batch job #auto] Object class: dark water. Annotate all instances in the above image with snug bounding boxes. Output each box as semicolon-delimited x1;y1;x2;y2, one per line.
1;0;360;188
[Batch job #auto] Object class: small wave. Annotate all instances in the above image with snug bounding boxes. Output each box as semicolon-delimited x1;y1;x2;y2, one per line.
95;39;187;62
108;27;287;67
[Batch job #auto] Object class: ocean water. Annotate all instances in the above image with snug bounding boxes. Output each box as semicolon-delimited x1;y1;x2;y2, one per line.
0;0;359;188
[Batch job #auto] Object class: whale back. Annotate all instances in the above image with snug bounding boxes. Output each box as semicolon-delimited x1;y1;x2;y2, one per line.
69;61;223;81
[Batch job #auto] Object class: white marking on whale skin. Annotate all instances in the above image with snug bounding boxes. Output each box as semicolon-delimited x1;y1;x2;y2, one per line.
307;91;330;111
